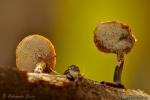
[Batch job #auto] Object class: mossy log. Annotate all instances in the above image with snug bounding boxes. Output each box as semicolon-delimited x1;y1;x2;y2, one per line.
0;65;149;100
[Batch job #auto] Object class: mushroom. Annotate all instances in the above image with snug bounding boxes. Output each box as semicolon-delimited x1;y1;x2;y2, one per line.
94;21;136;85
16;34;56;73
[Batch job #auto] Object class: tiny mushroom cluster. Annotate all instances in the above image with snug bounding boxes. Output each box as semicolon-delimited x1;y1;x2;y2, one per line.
16;20;136;87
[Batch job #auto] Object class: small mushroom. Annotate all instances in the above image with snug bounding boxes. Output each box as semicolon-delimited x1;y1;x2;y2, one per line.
94;21;136;85
16;34;56;73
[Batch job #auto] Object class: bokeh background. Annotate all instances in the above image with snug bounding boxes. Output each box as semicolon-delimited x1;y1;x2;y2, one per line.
0;0;150;93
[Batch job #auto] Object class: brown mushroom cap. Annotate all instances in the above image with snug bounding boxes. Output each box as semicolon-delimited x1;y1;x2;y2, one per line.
16;34;56;73
94;21;136;54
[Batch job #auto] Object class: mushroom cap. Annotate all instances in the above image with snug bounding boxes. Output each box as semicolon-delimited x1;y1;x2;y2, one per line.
94;21;136;54
16;34;56;73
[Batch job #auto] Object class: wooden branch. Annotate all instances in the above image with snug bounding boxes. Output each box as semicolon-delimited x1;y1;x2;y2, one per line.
0;65;150;100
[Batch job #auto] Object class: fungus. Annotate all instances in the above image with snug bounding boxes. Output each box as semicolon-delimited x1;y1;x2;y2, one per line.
94;21;136;85
16;34;56;73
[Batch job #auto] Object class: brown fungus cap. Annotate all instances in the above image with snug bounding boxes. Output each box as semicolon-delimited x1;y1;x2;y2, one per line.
16;34;56;73
94;21;136;54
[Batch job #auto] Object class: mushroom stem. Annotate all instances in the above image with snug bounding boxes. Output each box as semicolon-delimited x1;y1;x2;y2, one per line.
34;61;46;73
113;53;125;84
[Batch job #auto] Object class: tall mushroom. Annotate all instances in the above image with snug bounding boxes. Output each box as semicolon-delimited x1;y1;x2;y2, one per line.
16;34;56;73
94;21;136;85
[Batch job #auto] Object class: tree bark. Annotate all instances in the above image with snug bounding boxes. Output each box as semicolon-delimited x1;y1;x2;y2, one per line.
0;65;149;100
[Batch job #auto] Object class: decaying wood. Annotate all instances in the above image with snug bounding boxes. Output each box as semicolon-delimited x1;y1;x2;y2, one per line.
0;65;149;100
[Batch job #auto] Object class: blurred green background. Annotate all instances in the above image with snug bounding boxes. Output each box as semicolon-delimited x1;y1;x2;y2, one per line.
0;0;150;93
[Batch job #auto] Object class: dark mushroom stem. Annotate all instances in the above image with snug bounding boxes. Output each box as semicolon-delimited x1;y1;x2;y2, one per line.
113;53;125;85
